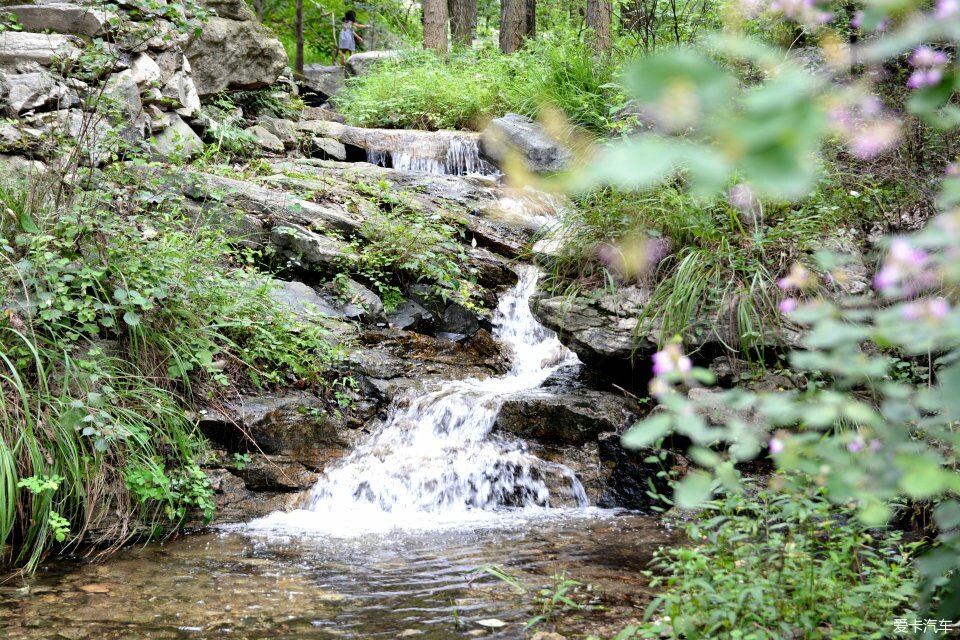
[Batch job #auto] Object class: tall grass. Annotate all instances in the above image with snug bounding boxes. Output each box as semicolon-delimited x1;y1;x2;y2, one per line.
335;34;625;132
539;167;887;356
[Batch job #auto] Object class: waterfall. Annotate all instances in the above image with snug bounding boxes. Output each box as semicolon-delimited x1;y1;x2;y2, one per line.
365;133;499;177
250;267;587;533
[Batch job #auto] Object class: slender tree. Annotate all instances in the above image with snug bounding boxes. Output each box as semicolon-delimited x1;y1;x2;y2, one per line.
294;0;304;75
499;0;526;53
448;0;477;46
585;0;612;56
526;0;536;39
423;0;449;53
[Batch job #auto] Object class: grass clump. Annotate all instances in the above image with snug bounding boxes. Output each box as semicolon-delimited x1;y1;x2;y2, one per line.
633;481;917;640
539;166;909;354
0;167;346;570
336;34;624;132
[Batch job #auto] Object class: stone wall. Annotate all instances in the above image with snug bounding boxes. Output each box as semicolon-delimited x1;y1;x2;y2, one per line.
0;0;287;164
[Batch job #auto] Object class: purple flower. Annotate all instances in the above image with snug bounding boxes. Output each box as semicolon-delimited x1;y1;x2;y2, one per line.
907;47;949;89
947;162;960;177
847;436;865;453
875;238;937;295
729;184;757;213
901;297;950;321
848;120;900;158
777;263;814;291
937;0;959;18
869;439;883;452
652;343;692;377
769;437;785;455
779;297;798;313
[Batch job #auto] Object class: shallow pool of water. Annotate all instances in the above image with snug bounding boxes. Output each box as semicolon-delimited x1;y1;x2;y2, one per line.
0;510;673;640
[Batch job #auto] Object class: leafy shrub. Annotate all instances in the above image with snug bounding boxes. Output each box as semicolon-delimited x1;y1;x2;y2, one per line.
636;483;916;640
339;179;477;311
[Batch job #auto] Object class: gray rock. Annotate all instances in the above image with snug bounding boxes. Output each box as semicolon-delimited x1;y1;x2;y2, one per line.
230;454;317;491
439;303;480;338
270;225;346;268
128;52;162;87
256;116;297;148
597;432;679;510
301;106;345;123
480;113;573;174
153;47;185;86
327;277;384;322
0;153;45;180
344;50;398;77
183;15;287;96
301;64;345;97
496;388;634;445
2;4;111;37
198;391;359;470
3;70;75;115
270;159;540;258
202;468;296;525
160;70;201;117
268;279;342;319
149;113;204;159
307;136;346;161
387;299;434;332
245;124;284;154
0;31;80;66
178;171;362;234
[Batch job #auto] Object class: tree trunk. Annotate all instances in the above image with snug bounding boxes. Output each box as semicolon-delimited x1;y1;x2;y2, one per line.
253;0;265;21
525;0;536;38
585;0;612;56
448;0;476;46
294;0;304;75
424;0;449;53
499;0;526;53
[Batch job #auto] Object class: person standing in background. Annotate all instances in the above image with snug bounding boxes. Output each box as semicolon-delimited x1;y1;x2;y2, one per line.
337;10;367;65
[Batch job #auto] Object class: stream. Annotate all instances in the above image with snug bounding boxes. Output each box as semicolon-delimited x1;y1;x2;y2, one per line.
0;263;672;639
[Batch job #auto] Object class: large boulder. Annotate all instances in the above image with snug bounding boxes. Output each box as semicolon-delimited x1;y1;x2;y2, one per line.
183;10;287;96
197;391;360;469
0;31;80;66
344;50;398;77
270;224;346;269
2;4;111;37
496;387;634;446
268;279;342;319
2;70;76;115
480;113;573;174
301;64;345;98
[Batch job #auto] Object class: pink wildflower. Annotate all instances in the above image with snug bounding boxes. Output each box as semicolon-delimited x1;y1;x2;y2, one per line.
652;343;692;377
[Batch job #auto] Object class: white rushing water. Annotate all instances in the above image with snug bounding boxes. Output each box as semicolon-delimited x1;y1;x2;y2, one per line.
247;266;591;535
366;135;499;177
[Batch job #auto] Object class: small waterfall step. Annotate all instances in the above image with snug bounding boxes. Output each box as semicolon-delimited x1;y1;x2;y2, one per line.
250;266;589;532
296;119;500;177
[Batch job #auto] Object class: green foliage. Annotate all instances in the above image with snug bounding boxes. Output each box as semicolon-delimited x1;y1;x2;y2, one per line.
336;36;624;132
595;0;960;620
339;180;477;312
473;565;597;633
636;483;917;640
0;162;346;569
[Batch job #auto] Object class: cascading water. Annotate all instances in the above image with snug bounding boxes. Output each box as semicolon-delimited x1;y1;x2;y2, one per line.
365;134;499;177
251;266;588;533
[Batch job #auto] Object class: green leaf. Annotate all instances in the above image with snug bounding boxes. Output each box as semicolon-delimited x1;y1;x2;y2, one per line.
673;471;714;508
122;311;140;327
622;413;672;449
